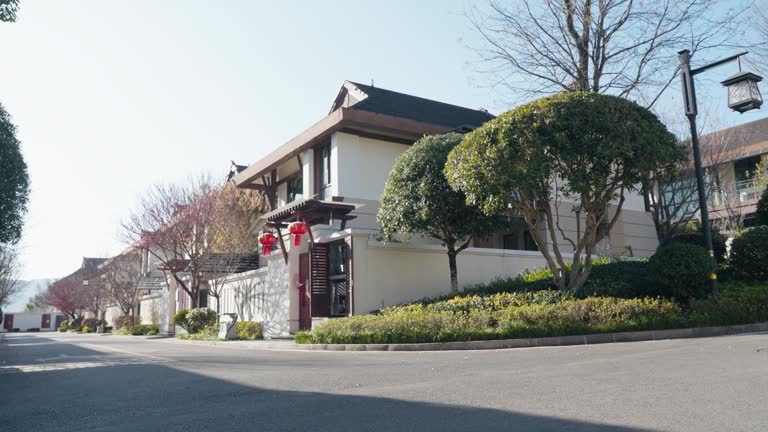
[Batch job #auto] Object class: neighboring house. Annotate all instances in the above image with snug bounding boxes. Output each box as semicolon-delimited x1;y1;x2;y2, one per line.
703;117;768;229
230;80;659;336
2;311;66;332
657;117;768;233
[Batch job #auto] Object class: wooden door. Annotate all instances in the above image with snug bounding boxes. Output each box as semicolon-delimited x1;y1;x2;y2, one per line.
41;314;51;329
310;244;330;317
3;314;13;331
298;253;311;330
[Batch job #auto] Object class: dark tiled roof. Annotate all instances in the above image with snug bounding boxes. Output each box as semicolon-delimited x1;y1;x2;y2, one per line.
81;257;108;278
700;117;768;166
348;82;495;129
137;276;165;291
197;253;260;275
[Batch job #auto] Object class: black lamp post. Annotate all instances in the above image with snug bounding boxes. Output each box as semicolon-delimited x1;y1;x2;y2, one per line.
678;49;764;296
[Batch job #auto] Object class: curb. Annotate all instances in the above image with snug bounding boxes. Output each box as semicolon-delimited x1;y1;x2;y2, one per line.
292;322;768;352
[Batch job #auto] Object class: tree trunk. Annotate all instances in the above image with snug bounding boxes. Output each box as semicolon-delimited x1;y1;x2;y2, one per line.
447;247;459;294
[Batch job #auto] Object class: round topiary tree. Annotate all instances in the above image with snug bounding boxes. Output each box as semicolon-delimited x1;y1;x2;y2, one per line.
648;242;715;301
730;226;768;281
379;133;506;293
662;230;728;263
445;92;683;291
755;188;768;226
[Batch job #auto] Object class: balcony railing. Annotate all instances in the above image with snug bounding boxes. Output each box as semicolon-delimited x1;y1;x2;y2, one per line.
710;179;766;209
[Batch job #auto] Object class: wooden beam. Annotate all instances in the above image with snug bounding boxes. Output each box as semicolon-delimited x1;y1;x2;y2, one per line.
275;225;289;265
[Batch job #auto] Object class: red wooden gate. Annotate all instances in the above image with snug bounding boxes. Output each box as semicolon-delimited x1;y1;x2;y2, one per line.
41;314;51;329
3;314;13;331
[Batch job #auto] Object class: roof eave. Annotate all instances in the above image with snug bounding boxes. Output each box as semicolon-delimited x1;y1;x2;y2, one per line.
233;108;453;188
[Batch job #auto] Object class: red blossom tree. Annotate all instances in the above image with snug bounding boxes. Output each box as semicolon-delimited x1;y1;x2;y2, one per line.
45;274;89;320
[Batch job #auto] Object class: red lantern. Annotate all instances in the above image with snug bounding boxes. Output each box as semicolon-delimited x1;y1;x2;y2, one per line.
258;232;276;256
288;221;309;246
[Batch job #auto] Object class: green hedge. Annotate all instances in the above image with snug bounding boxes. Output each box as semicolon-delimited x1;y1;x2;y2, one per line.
295;283;768;345
730;226;768;281
236;321;263;340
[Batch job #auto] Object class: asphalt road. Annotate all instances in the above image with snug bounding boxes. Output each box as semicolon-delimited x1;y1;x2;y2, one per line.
1;331;767;432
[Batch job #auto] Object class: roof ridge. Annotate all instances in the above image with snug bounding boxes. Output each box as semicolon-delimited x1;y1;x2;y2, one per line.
699;116;768;140
348;81;492;115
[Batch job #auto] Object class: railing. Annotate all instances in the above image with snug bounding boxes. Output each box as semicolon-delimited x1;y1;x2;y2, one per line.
710;179;766;209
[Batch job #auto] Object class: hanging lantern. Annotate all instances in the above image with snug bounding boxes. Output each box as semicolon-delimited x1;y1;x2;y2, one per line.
721;71;763;114
288;221;309;246
258;232;276;256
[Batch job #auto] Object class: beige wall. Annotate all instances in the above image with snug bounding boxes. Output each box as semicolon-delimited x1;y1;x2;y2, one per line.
352;234;553;314
334;132;410;201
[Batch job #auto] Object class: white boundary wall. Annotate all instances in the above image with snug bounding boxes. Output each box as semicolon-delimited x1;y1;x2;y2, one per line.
352;235;557;314
208;257;290;338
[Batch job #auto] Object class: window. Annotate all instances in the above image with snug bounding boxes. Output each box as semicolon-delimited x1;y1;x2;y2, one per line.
317;143;332;199
502;229;538;251
287;176;303;202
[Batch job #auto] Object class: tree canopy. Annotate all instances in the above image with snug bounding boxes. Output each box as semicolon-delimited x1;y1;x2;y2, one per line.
379;133;505;292
445;92;682;291
0;102;30;245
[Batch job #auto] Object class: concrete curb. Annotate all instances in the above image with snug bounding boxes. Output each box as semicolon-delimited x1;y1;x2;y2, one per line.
292;322;768;352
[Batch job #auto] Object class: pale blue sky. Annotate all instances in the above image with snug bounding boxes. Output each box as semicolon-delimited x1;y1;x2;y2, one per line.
0;0;764;291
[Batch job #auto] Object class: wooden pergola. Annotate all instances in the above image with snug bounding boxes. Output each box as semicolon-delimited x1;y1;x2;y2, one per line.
261;199;357;263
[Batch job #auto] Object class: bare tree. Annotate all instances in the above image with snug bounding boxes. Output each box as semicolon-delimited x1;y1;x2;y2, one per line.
101;252;143;317
0;245;21;308
205;184;263;313
470;0;751;107
122;176;220;308
645;117;750;239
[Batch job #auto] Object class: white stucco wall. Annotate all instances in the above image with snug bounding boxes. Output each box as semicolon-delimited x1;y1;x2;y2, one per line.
208;256;291;337
4;312;63;331
334;132;409;201
351;234;554;314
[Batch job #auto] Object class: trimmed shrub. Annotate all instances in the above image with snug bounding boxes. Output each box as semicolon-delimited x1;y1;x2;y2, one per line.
575;259;659;299
295;296;686;345
173;309;190;332
662;230;728;263
730;226;768;281
648;242;714;301
132;324;159;336
81;326;92;333
113;315;134;330
756;187;768;226
185;308;217;334
176;323;219;340
57;320;70;332
236;321;263;340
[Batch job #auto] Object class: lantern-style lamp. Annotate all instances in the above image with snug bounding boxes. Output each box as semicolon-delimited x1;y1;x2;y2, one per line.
258;232;276;256
721;71;763;113
288;221;309;246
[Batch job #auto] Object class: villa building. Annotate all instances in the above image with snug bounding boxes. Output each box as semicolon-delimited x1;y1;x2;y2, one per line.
206;81;660;337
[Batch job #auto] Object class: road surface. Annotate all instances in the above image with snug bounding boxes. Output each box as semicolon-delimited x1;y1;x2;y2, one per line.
1;331;767;431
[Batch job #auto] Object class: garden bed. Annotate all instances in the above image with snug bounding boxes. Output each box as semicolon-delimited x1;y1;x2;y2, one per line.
295;281;768;345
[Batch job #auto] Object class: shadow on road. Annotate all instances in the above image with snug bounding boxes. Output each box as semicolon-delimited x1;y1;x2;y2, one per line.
0;355;656;432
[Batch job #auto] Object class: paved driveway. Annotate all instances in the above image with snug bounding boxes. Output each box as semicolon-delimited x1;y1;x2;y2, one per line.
1;331;767;431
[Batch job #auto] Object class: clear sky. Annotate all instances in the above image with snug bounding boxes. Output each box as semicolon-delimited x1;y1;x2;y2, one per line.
0;0;764;289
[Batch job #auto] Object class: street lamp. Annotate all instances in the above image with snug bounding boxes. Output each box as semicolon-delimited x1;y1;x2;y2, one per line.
678;49;764;296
